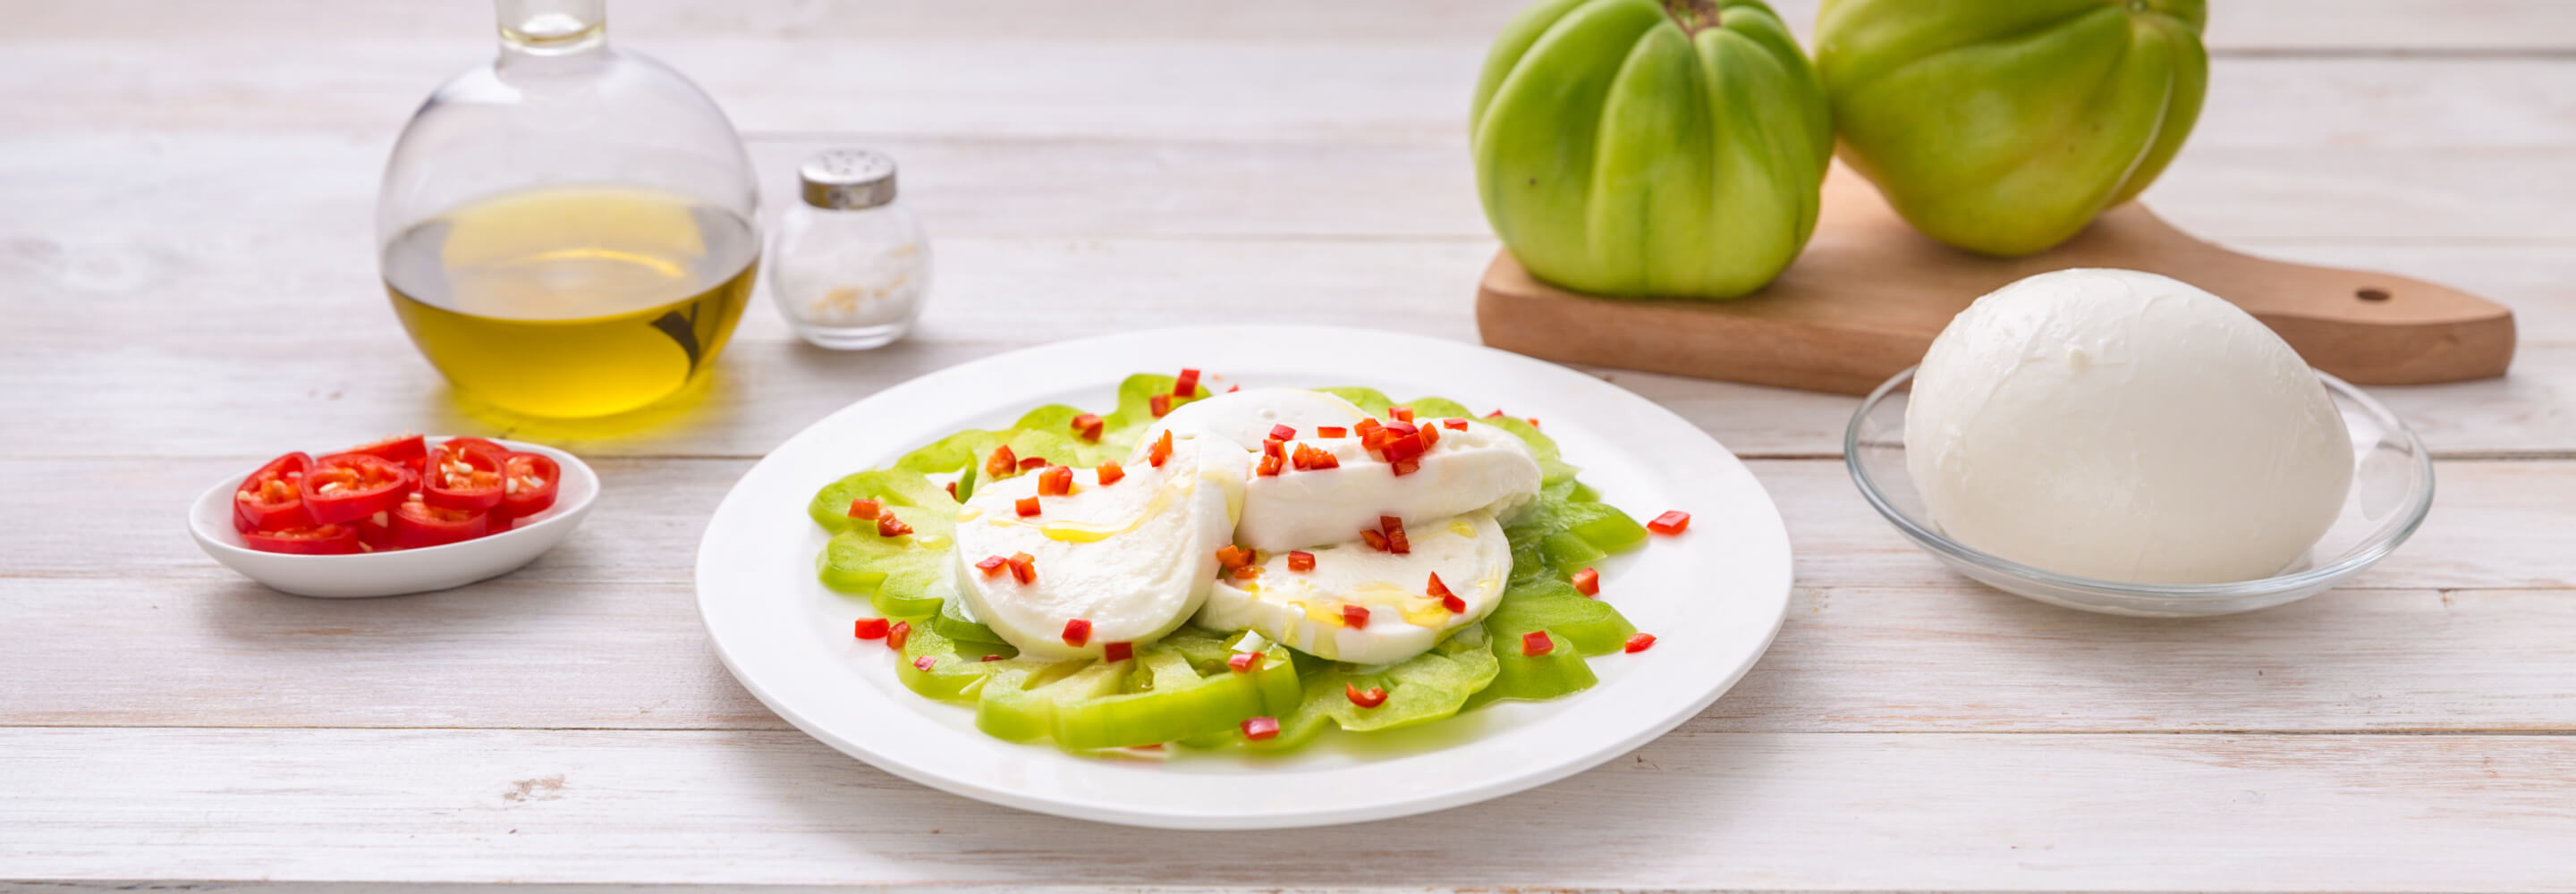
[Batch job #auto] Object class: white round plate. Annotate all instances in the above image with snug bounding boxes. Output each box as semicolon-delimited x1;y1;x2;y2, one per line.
696;325;1792;829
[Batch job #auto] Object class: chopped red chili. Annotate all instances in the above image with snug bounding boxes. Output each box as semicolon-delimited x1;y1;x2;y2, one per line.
1268;424;1296;442
1015;496;1041;518
1240;715;1279;740
1623;633;1657;654
1443;418;1469;431
853;618;889;639
1286;551;1316;572
1103;641;1133;662
1388;407;1414;423
1216;544;1253;570
1647;510;1692;536
1427;572;1463;612
1572;567;1600;596
1071;413;1105;443
1227;652;1259;673
876;514;914;537
1345;683;1389;708
1379;515;1410;554
1149;393;1174;417
1037;465;1073;496
913;656;937;671
1521;630;1555;656
1062;618;1092;646
1316;426;1348;438
1360;529;1389;552
1341;603;1370;629
887;621;911;650
1018;456;1048;471
1147;430;1174;468
845;498;882;519
975;554;1009;576
1173;368;1201;397
985;445;1018;478
1007;552;1036;584
1096;462;1125;485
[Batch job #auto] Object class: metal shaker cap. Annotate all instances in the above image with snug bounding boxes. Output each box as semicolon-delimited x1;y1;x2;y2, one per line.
798;149;898;210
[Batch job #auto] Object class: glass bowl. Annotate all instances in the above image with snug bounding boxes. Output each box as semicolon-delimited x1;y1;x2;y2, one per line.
1845;367;2435;617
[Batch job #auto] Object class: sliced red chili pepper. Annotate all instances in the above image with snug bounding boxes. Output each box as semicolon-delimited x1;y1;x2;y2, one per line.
1240;715;1279;740
421;441;506;511
1062;618;1091;646
1316;426;1348;438
887;620;911;650
345;434;428;475
1173;368;1200;397
1103;641;1133;662
1443;418;1469;431
354;515;397;551
1286;551;1316;572
1007;552;1036;584
1148;393;1174;417
1071;413;1105;443
1624;633;1657;654
847;499;883;519
1379;515;1410;554
240;523;361;555
1648;510;1692;536
499;451;560;519
1017;456;1048;471
1215;545;1253;570
1037;465;1073;496
854;618;890;639
1572;567;1600;596
986;445;1019;478
1345;682;1389;708
1521;631;1555;656
1268;424;1297;442
233;451;315;533
1227;652;1258;673
1014;496;1041;518
913;656;937;671
1360;529;1389;552
876;514;913;537
1341;604;1370;629
975;554;1009;576
1096;462;1125;485
1427;572;1464;612
441;436;513;456
1147;430;1174;468
390;497;488;549
301;453;414;525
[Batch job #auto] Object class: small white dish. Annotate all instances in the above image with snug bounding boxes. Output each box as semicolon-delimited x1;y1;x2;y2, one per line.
696;325;1794;829
189;436;599;598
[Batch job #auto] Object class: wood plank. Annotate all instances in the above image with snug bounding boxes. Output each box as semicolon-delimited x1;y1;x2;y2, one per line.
4;727;2572;888
8;458;2571;590
4;0;2569;51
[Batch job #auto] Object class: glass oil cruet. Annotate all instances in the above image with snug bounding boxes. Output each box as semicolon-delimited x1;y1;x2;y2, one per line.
377;0;760;419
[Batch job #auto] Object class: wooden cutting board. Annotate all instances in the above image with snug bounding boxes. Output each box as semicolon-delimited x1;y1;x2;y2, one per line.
1477;166;2516;395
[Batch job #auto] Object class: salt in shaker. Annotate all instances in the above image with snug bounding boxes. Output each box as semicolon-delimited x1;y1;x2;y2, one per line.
768;149;931;350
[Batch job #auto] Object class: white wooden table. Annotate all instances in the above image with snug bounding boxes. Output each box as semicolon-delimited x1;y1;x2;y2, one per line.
6;1;2573;889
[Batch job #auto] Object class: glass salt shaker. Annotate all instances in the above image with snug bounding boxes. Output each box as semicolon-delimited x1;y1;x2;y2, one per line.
768;149;930;350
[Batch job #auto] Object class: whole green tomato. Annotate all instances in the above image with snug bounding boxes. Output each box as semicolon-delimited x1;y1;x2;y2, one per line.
1472;0;1832;299
1816;0;2208;257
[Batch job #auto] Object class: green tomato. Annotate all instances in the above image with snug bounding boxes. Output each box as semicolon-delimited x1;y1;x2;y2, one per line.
1815;0;2208;256
1471;0;1832;299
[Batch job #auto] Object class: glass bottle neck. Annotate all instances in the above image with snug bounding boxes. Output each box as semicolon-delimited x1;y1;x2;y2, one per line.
496;0;606;55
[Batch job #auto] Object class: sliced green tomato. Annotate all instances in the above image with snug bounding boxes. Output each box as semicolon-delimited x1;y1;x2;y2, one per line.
1466;630;1596;708
909;621;1301;752
895;624;1028;701
1182;634;1500;753
807;468;957;534
1485;578;1637;656
931;594;1009;645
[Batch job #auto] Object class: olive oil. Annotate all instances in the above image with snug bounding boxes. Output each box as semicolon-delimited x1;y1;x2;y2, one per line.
384;186;759;418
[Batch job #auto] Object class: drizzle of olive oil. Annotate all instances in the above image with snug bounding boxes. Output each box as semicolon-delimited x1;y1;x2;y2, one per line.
382;186;759;418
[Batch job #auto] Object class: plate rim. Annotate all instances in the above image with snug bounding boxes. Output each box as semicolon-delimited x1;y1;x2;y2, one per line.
694;325;1793;829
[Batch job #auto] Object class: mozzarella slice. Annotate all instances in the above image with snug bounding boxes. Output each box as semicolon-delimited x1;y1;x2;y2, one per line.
1197;510;1510;664
1132;387;1373;459
953;437;1248;660
1233;425;1540;552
